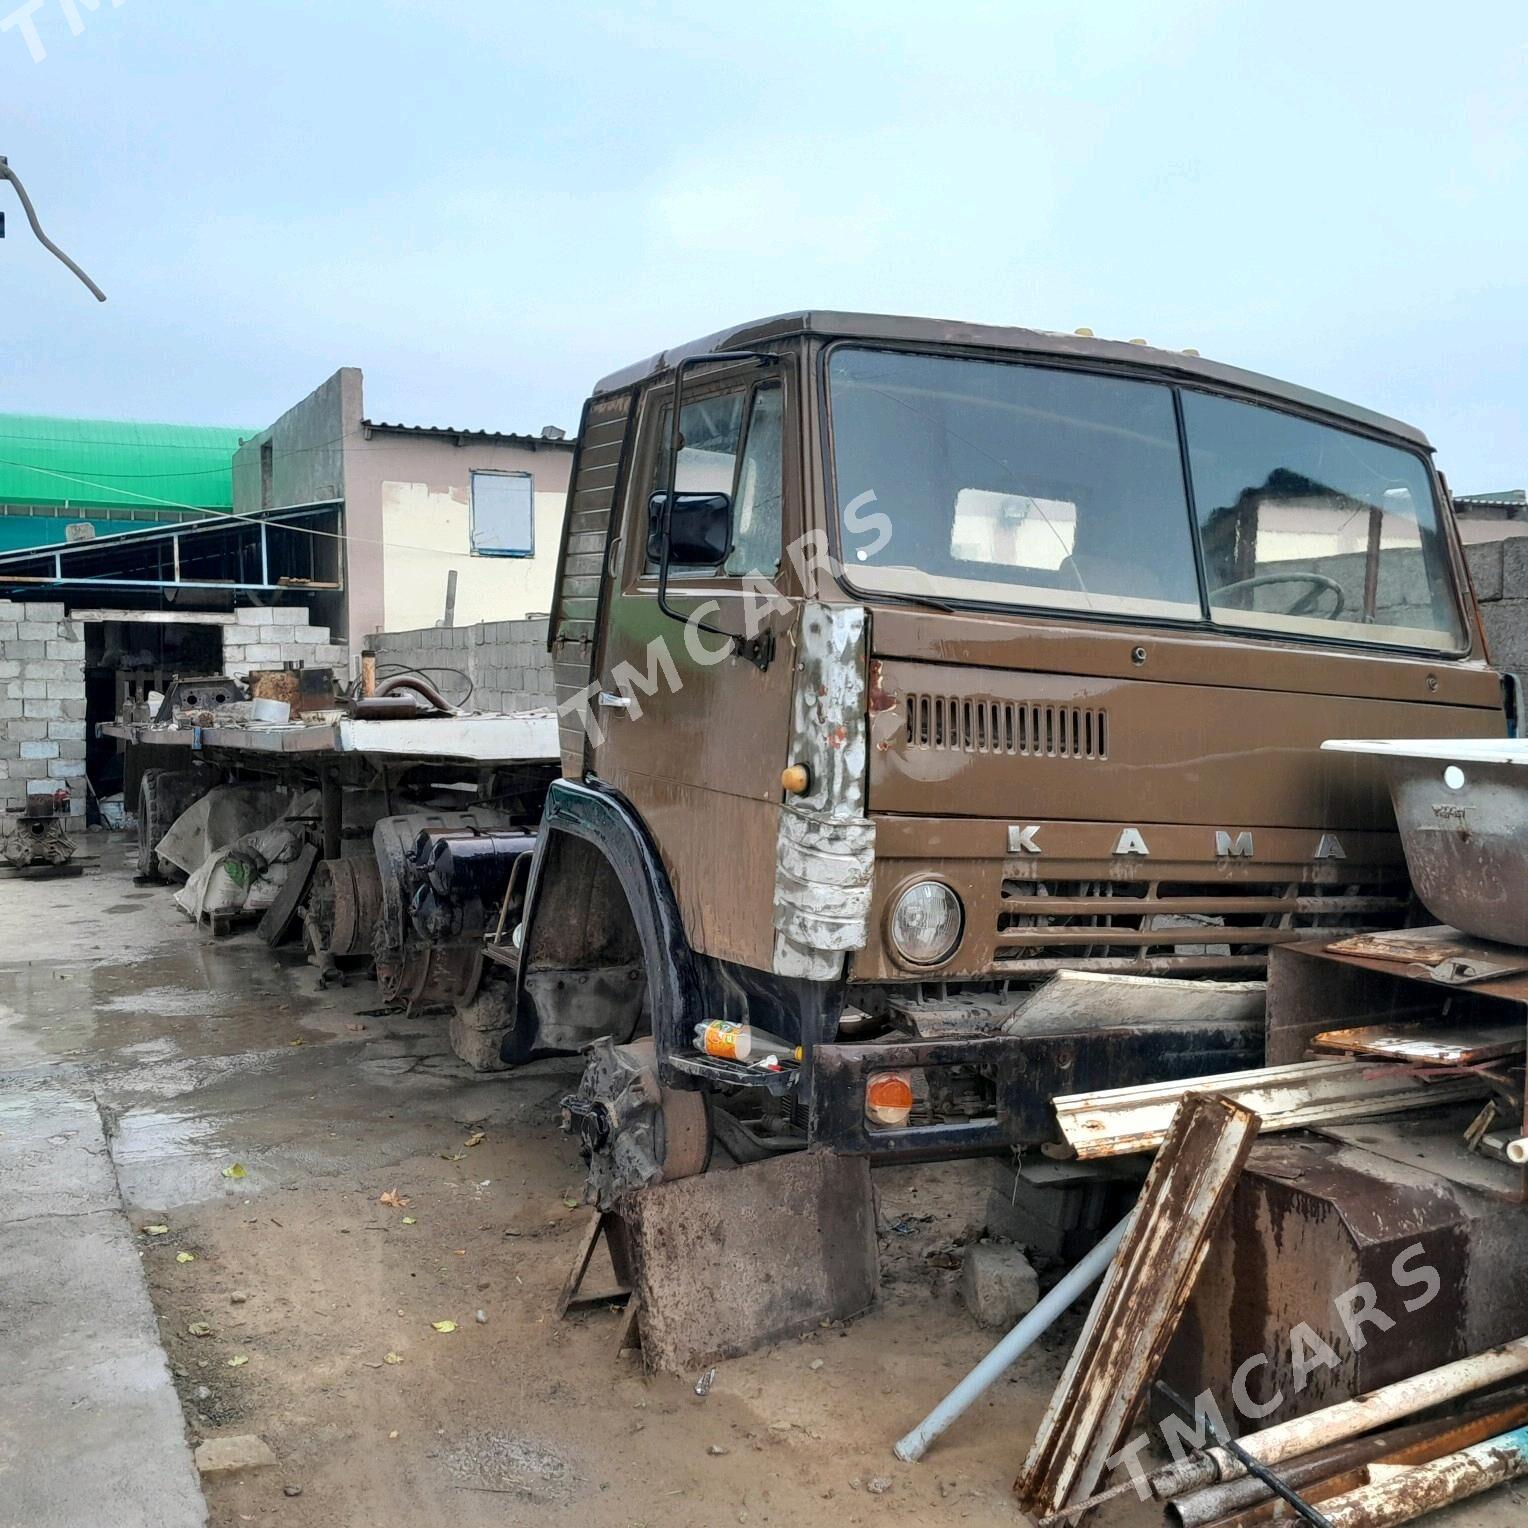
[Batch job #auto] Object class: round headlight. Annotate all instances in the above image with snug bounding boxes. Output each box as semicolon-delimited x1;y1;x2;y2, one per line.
888;881;963;966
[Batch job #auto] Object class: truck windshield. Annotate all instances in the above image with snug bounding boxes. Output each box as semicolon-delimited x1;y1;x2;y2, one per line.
827;347;1466;652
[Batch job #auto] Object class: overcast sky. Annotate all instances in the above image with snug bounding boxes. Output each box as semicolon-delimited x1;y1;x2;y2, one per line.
2;1;1524;490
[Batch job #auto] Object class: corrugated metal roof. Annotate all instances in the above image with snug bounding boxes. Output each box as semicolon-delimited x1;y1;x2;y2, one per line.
0;413;252;514
361;418;574;449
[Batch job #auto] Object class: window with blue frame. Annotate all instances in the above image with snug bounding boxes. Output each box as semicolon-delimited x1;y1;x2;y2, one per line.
469;470;534;557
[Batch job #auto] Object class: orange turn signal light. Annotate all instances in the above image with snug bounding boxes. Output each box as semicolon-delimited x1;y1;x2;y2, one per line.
866;1070;915;1128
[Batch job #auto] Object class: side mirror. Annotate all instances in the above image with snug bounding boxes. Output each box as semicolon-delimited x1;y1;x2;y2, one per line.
648;490;733;568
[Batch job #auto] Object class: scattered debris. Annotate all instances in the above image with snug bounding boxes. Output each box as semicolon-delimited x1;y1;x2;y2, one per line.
227;1354;249;1368
694;1368;716;1397
384;1352;404;1365
432;1320;458;1334
1016;1092;1260;1517
1050;1059;1485;1161
142;1224;170;1236
221;1163;248;1180
958;1241;1040;1331
475;1309;488;1324
230;1290;248;1305
379;1189;410;1210
193;1435;277;1476
176;1252;196;1264
187;1321;214;1338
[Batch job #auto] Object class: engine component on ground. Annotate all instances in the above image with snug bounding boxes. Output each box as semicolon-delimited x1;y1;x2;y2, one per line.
563;1038;711;1211
1;790;75;869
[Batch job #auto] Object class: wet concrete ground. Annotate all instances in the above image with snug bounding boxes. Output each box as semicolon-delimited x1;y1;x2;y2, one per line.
3;840;1524;1527
0;841;1056;1527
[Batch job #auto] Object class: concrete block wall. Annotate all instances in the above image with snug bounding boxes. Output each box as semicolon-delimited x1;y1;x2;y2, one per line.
366;618;554;713
218;605;350;686
0;600;87;819
1;600;349;823
1465;537;1528;679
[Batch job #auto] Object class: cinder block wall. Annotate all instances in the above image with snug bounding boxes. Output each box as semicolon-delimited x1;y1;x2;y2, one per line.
0;600;87;819
0;600;350;822
218;606;349;686
366;618;554;713
1465;538;1528;680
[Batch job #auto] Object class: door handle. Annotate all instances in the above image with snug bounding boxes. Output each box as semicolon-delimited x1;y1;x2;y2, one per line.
598;691;633;712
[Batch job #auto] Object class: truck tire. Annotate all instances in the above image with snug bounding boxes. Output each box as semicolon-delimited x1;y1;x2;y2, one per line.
135;768;214;881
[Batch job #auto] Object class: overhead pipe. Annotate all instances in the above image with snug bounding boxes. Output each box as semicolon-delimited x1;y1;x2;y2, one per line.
892;1212;1131;1463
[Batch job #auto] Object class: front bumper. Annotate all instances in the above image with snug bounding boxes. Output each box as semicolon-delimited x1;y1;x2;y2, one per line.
805;1019;1261;1159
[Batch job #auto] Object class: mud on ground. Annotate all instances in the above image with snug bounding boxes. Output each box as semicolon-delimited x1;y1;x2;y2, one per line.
8;843;1516;1527
3;841;1076;1527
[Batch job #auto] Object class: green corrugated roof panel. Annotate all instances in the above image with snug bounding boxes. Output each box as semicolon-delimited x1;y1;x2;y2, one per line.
0;413;253;514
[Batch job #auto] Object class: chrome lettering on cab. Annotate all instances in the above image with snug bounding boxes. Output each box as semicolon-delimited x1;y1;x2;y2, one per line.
1005;827;1352;860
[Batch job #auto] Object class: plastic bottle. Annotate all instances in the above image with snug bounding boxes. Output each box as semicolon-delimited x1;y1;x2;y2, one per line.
693;1020;803;1065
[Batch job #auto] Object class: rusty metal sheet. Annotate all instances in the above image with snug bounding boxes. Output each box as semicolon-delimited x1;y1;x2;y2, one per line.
1052;1059;1491;1160
1325;927;1478;965
1323;740;1528;948
1313;1021;1525;1066
1014;1092;1261;1517
772;603;875;980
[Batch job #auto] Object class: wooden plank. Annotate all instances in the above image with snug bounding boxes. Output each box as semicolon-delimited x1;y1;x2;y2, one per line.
1014;1093;1260;1517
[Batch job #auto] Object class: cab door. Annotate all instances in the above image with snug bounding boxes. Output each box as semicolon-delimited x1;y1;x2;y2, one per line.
590;358;800;968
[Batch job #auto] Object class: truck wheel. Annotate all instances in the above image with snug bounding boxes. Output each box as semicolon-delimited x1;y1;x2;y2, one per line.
135;768;213;881
560;1037;711;1210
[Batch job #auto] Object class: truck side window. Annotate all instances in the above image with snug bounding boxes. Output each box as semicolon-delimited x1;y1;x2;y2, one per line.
726;384;783;577
644;390;746;574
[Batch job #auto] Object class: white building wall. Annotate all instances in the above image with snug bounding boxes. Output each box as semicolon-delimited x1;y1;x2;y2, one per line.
379;480;567;632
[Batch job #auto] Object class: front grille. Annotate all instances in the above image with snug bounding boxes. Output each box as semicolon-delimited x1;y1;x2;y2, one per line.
905;694;1108;759
993;878;1409;975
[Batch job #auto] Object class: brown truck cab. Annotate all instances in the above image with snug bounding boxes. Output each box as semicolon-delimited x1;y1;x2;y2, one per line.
518;312;1508;1201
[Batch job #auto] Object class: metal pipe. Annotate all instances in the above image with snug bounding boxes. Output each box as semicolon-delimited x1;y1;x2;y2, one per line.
374;673;456;714
1155;1380;1333;1528
1318;1424;1528;1528
1149;1337;1528;1499
1169;1389;1528;1528
892;1212;1131;1464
